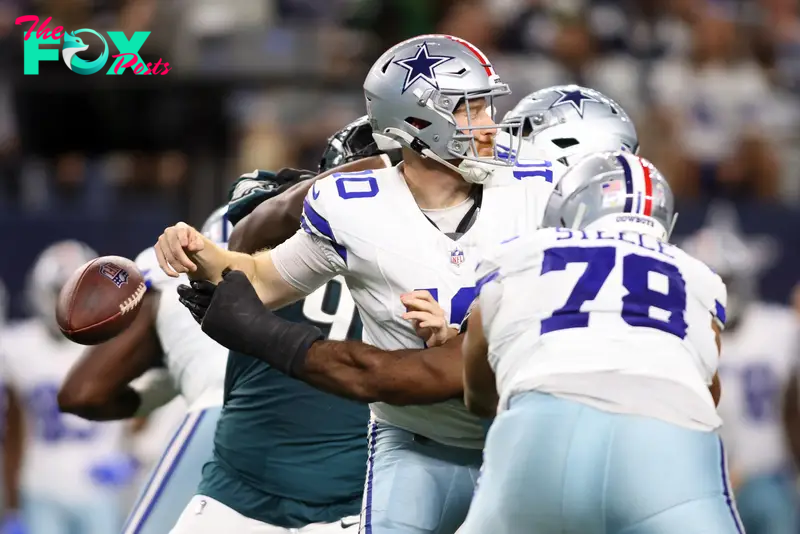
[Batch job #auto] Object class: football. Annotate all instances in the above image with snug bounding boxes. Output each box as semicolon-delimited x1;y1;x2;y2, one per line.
56;255;147;345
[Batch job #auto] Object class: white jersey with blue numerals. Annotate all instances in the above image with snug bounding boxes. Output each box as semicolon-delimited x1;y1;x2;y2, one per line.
475;227;727;430
134;249;227;411
273;163;555;448
716;303;799;481
0;321;127;501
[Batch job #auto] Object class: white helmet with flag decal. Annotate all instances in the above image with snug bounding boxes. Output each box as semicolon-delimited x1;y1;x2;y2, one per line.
543;151;676;241
364;34;521;177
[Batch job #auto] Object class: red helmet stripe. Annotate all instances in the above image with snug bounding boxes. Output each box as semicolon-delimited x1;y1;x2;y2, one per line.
641;160;654;217
445;35;494;76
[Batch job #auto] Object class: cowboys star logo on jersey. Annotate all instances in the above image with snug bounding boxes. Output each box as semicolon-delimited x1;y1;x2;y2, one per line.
393;43;455;94
549;88;600;118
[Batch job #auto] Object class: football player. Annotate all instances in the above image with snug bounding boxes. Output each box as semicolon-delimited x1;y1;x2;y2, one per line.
58;118;399;534
458;152;740;533
170;120;398;534
161;41;645;533
154;34;544;534
1;241;131;534
683;206;799;534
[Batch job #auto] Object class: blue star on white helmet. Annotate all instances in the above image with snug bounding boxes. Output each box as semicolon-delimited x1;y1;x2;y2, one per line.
549;87;600;118
393;42;455;94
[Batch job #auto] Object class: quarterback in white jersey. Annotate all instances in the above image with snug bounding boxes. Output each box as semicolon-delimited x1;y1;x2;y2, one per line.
683;213;800;534
1;241;129;534
154;34;552;534
459;152;742;534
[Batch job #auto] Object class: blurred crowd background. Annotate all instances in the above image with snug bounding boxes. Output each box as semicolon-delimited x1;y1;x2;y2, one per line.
0;0;799;313
2;0;800;532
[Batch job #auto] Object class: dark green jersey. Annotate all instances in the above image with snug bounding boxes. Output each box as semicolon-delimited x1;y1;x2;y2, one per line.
199;278;369;528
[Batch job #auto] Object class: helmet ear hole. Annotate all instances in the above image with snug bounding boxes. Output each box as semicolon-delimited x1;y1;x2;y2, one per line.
405;117;431;130
552;138;579;149
520;118;535;137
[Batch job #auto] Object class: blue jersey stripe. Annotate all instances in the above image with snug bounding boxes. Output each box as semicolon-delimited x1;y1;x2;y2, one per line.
715;300;726;326
302;198;337;244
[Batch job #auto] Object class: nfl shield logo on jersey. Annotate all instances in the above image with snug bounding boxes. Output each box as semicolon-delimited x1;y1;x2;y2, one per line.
450;247;465;266
99;263;129;288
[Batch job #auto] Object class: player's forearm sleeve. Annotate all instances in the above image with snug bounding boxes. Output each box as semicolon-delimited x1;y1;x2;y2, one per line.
271;231;343;294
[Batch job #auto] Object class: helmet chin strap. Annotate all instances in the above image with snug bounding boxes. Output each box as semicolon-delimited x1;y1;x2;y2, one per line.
571;203;587;230
666;212;679;241
374;129;494;184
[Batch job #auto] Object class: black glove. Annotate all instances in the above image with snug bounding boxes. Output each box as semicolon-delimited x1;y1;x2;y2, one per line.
192;270;324;377
177;280;217;324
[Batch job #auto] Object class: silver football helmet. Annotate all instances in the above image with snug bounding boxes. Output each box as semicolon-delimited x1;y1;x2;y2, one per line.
364;34;519;176
543;151;676;241
201;206;234;249
26;240;98;335
503;85;638;168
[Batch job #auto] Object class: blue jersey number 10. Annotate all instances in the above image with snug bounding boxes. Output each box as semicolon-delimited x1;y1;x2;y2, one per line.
416;287;476;328
540;246;689;338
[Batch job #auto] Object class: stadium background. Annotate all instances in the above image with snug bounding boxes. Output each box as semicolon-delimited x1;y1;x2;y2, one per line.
1;0;800;529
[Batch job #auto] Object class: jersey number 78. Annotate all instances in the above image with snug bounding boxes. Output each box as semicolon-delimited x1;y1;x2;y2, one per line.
539;246;689;338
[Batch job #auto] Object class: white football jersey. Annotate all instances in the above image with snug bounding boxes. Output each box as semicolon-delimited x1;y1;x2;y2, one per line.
716;303;799;480
295;164;554;448
0;321;128;502
475;227;726;429
135;247;226;410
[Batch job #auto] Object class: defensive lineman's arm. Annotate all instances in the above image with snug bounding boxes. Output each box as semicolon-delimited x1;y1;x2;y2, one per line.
58;292;176;421
183;269;465;405
229;156;390;254
301;336;464;405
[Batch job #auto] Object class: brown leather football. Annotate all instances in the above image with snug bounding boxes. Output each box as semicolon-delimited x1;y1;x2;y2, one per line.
56;255;147;345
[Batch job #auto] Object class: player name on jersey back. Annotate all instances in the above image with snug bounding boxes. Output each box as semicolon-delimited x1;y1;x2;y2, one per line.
301;165;552;448
476;227;726;429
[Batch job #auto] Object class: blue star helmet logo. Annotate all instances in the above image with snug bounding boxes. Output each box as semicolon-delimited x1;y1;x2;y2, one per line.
549;88;600;118
393;43;455;94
